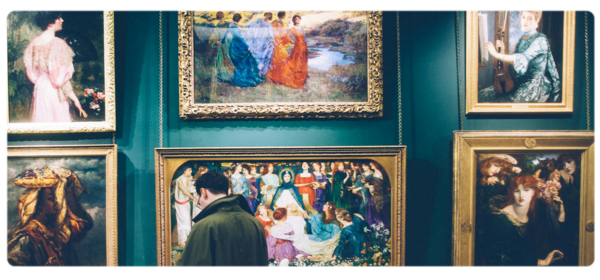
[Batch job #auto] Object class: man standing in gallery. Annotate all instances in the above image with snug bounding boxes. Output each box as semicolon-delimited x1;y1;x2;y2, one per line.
177;171;268;266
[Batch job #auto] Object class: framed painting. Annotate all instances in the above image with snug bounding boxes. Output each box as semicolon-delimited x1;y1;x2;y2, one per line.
7;11;115;133
453;131;594;266
178;11;383;119
466;11;575;114
155;146;405;266
7;145;118;266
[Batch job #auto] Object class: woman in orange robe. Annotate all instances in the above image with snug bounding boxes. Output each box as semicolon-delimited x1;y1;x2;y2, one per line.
294;162;317;207
266;15;308;88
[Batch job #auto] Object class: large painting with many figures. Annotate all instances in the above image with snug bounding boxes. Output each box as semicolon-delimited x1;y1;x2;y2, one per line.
178;11;383;119
155;147;405;266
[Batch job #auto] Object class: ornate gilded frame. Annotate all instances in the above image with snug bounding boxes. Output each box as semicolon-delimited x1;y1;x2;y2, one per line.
178;11;383;119
7;11;116;133
155;146;405;266
453;131;594;266
7;145;118;266
466;11;575;114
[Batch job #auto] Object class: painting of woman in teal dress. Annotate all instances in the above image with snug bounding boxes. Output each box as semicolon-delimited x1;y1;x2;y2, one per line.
209;12;234;83
222;13;262;88
478;11;561;103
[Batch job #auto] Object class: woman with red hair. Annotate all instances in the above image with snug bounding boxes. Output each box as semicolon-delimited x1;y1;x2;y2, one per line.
481;175;563;266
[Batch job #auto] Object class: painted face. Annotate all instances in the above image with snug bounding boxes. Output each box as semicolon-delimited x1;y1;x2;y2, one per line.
183;168;193;177
369;162;377;170
259;166;265;173
39;188;58;215
258;206;266;215
250;166;257;175
293;16;301;25
268;165;274;173
488;163;502;177
563;160;577;175
235;165;242;173
520;11;538;32
312;163;320;172
361;164;370;172
513;184;535;206
242;168;250;176
283;173;291;183
50;17;64;32
302;162;309;170
330;162;335;170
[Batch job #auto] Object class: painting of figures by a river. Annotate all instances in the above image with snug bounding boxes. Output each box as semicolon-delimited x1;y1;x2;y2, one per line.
192;11;369;104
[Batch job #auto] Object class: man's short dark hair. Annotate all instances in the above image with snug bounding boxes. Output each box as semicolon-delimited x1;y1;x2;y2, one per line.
195;171;229;195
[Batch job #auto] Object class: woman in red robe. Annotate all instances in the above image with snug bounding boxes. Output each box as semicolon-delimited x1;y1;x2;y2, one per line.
266;15;308;88
294;162;317;207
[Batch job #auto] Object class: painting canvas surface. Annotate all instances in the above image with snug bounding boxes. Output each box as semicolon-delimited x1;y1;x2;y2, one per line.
193;11;369;104
7;156;107;266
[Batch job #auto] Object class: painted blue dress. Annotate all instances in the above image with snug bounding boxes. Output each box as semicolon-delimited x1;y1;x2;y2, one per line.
242;18;275;76
333;215;368;260
307;214;340;242
223;23;262;87
260;173;280;204
478;31;561;103
231;174;249;198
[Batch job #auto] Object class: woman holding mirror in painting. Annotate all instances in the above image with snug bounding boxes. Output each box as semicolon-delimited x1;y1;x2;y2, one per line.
481;11;561;103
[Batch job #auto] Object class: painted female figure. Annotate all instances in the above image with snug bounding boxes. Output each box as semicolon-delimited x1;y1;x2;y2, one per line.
209;11;234;84
481;11;561;103
267;207;308;263
332;208;368;261
294;162;317;208
242;164;259;214
332;162;352;212
23;12;88;122
266;15;308;88
364;161;390;230
352;162;372;222
307;202;341;242
311;162;328;213
222;13;262;88
556;154;581;265
481;175;563;266
231;164;249;198
260;163;280;204
271;170;305;211
255;204;273;238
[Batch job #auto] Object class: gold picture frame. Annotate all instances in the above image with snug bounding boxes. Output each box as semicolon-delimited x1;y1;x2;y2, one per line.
155;146;405;266
178;11;383;119
7;145;118;266
466;8;576;114
453;131;593;266
4;8;117;134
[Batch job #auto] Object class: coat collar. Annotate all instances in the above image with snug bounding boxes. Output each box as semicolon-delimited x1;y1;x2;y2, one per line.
192;194;252;223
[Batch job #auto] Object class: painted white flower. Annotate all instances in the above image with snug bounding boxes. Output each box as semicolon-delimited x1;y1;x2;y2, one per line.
279;259;290;266
364;227;371;233
383;229;390;236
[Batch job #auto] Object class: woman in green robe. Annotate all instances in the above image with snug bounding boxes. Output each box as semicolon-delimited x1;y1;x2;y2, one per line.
480;175;563;266
480;11;561;103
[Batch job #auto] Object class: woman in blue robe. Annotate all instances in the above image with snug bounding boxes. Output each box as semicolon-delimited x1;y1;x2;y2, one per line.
333;209;368;260
307;202;341;242
242;12;275;76
271;170;305;211
222;13;262;88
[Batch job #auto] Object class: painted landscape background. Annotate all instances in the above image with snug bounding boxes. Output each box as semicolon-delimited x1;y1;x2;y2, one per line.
193;11;369;104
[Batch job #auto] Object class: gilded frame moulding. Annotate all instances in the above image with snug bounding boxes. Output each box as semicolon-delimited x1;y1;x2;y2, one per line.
466;11;575;114
155;146;405;266
7;11;116;134
7;145;118;266
453;131;594;266
178;11;384;120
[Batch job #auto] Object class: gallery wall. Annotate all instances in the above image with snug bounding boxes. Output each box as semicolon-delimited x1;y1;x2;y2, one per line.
7;11;594;266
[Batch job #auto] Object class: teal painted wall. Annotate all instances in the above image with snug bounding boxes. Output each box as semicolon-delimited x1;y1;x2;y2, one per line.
7;11;593;266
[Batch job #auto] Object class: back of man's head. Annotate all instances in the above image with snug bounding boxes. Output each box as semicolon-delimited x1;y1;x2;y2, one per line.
195;171;229;195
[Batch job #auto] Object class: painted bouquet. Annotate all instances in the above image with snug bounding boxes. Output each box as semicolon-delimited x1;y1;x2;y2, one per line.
82;88;105;117
535;169;562;203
